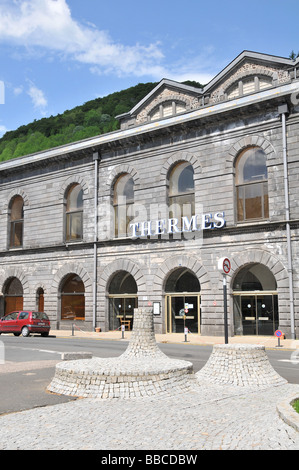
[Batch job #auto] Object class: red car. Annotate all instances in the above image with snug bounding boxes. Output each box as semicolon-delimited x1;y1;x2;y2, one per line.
0;311;50;337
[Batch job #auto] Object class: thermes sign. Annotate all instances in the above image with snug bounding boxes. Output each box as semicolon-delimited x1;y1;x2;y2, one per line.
130;212;226;238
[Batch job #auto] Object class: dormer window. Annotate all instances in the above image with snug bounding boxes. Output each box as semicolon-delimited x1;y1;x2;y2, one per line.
227;75;273;100
149;100;187;121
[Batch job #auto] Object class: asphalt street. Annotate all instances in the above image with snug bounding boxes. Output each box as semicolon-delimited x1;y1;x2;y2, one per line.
0;335;298;415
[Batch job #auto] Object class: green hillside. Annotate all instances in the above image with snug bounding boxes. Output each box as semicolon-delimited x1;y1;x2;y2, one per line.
0;80;202;162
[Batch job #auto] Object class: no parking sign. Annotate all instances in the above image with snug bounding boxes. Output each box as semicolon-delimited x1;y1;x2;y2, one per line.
275;330;284;347
218;257;231;344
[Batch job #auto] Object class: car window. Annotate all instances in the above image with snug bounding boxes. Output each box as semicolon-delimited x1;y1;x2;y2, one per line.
32;312;49;320
5;312;19;320
19;311;29;320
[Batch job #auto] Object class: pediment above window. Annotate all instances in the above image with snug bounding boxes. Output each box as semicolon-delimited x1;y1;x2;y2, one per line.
209;62;289;104
116;79;202;129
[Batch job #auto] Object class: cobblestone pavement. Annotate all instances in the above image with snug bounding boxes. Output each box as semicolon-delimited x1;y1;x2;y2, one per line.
1;380;299;450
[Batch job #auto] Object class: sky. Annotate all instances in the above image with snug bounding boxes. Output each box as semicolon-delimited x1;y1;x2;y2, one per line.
0;0;298;137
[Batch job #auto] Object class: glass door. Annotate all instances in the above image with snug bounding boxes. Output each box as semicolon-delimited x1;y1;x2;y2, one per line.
166;295;200;334
233;294;278;336
109;296;137;331
257;295;278;335
241;295;256;335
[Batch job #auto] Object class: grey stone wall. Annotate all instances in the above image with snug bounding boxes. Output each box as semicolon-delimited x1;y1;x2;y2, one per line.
0;98;298;338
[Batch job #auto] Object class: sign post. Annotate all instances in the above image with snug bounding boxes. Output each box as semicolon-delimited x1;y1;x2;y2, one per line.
184;304;188;342
275;330;283;348
218;257;231;344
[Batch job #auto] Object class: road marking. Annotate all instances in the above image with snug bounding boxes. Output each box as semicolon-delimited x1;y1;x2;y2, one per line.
278;359;299;364
4;345;62;355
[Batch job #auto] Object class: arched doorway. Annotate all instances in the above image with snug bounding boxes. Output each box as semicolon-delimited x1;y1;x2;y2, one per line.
165;268;201;334
4;277;23;314
108;271;138;331
61;274;85;321
233;263;278;335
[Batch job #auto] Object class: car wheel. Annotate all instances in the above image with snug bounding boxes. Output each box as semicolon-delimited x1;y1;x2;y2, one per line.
21;326;30;337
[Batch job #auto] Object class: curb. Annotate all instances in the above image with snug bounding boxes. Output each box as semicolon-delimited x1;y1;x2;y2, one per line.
61;352;93;361
277;394;299;432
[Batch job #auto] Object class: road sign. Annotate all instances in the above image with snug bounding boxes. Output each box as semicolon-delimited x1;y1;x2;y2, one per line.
217;257;230;344
218;257;231;275
275;330;284;348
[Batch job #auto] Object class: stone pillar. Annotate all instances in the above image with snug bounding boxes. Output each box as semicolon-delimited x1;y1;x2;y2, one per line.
121;307;167;359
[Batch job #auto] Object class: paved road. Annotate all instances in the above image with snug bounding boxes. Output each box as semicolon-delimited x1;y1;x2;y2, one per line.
0;335;299;450
0;335;299;415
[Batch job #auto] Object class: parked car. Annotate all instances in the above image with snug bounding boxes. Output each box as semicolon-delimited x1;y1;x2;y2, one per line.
0;311;50;337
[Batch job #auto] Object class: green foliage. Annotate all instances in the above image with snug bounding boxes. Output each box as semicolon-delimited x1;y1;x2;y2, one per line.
289;50;299;60
293;399;299;414
0;79;203;161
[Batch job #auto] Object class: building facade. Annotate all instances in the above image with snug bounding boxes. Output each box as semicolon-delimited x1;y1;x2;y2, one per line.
0;51;299;338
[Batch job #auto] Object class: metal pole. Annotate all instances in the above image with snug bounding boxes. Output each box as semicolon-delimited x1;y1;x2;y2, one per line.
279;108;296;340
223;274;228;344
92;152;99;331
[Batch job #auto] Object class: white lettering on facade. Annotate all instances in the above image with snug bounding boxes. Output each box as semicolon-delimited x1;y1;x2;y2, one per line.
130;212;226;238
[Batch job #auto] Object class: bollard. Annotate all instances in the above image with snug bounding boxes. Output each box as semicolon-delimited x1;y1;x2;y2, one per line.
184;327;188;342
121;324;125;339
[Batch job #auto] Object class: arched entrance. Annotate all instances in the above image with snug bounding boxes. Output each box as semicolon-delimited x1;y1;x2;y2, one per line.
233;263;278;335
61;274;85;321
165;268;201;334
108;271;138;331
4;277;23;314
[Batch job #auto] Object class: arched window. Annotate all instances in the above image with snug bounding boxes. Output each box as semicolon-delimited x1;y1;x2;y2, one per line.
168;162;195;223
149;100;187;121
113;174;134;238
65;184;83;241
61;274;85;321
233;263;278;336
165;268;201;334
226;75;273;100
36;287;44;312
235;147;269;222
108;271;138;331
4;277;23;314
9;196;24;248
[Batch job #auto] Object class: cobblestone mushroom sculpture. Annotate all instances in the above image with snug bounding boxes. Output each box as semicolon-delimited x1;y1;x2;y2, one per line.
196;343;287;389
47;307;195;399
48;307;288;399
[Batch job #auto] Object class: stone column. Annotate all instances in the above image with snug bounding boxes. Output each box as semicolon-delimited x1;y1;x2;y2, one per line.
121;307;167;359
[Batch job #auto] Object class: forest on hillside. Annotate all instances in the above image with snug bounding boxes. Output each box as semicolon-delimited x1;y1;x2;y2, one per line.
0;80;202;162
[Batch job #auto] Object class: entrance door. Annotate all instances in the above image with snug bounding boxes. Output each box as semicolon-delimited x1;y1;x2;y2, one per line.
233;294;278;336
109;296;137;331
166;295;200;334
5;296;23;315
257;295;278;335
240;295;257;335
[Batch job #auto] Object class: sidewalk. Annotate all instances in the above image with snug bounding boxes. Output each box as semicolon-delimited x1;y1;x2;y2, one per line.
50;328;299;350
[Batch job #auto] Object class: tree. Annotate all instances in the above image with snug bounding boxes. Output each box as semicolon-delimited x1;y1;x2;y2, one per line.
289;50;299;60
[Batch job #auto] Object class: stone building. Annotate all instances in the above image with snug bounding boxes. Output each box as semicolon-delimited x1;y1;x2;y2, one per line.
0;50;298;338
